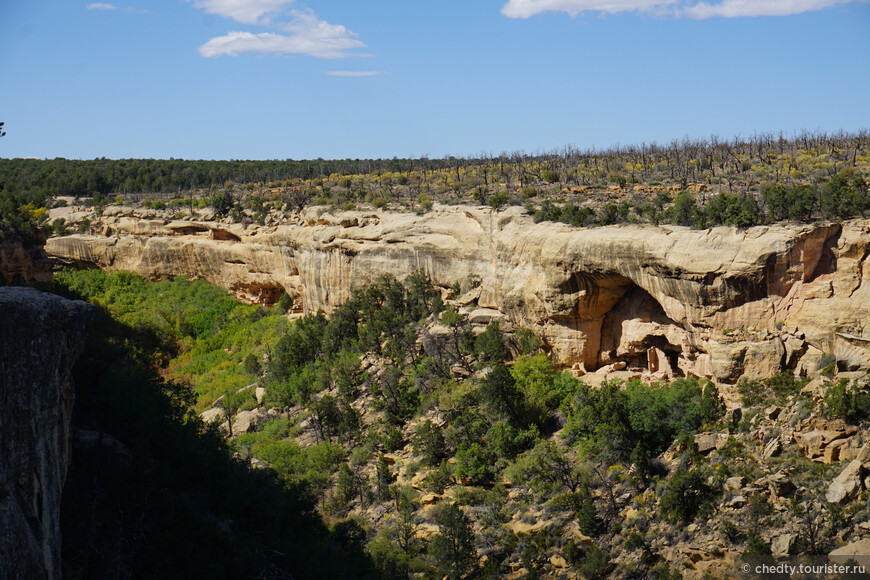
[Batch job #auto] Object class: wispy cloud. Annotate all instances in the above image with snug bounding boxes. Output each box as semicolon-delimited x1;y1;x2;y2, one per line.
325;70;384;77
188;0;294;25
87;2;118;9
682;0;857;18
500;0;863;18
198;9;366;58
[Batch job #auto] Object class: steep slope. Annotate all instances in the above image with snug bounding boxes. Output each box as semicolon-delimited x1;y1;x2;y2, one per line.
0;288;93;580
45;205;870;381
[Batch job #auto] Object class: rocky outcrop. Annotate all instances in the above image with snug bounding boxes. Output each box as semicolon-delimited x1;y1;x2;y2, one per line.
0;288;93;580
0;235;52;285
45;205;870;381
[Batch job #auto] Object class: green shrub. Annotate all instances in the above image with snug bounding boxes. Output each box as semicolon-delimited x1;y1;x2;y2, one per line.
824;379;870;423
454;442;493;485
659;467;717;524
413;420;448;466
423;461;453;494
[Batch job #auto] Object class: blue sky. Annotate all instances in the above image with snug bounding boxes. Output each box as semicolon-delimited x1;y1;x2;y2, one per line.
1;0;868;160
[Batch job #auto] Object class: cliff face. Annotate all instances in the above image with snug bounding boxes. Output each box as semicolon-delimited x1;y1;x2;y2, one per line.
0;288;93;580
45;205;870;381
0;235;53;285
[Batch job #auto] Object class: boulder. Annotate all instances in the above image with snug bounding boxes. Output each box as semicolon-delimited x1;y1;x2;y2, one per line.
232;409;265;435
725;476;746;490
796;427;857;462
420;493;442;506
757;472;795;498
694;432;729;454
830;538;870;557
200;407;225;424
826;459;864;503
763;438;782;459
771;533;798;557
468;308;505;325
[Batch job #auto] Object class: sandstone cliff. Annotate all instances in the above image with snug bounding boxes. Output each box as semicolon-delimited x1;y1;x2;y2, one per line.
0;235;52;285
0;288;93;580
45;205;870;382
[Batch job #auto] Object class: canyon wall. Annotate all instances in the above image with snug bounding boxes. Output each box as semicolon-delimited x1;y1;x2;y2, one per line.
0;288;93;580
0;235;52;285
45;205;870;382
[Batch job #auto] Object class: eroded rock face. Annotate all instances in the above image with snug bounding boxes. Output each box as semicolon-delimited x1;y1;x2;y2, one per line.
0;288;93;580
45;206;870;380
0;236;53;285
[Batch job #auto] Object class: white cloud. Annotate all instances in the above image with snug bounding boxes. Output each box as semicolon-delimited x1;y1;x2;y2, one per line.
682;0;856;18
188;0;295;25
87;3;118;9
501;0;676;18
500;0;863;18
198;10;365;58
325;71;384;77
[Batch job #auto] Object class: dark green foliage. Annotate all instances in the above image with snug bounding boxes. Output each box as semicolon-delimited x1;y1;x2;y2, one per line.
819;352;837;377
275;291;293;314
702;192;759;228
371;365;421;424
824;379;870;423
562;378;724;460
380;424;406;452
375;455;394;501
243;352;260;375
488;192;511;209
819;173;870;219
576;543;610;579
669;191;700;227
762;183;817;222
268;311;328;381
743;533;773;556
428;503;477;580
479;363;526;426
514;327;544;355
0;191;49;244
413;420;448;466
485;421;537;462
576;493;605;537
474;321;509;363
310;394;361;443
659;467;717;523
506;440;586;495
331;349;366;401
211;191;235;216
534;200;597;227
424;461;454;494
454;442;493;485
337;463;360;504
51;217;68;236
629;442;651;487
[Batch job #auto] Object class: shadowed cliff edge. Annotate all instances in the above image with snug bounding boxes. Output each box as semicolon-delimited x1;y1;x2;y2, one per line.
0;288;93;580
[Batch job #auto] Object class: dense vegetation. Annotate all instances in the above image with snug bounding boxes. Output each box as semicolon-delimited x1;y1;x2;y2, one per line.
2;130;869;247
56;270;870;578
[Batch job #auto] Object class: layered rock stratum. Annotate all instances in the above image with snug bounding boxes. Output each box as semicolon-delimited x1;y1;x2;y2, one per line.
0;288;93;580
46;205;870;382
